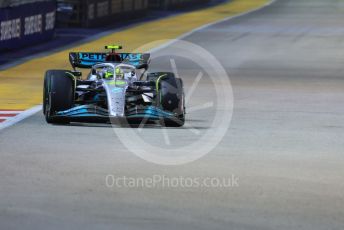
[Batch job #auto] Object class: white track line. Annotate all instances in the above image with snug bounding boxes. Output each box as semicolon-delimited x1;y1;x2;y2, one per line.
0;0;277;131
0;106;42;131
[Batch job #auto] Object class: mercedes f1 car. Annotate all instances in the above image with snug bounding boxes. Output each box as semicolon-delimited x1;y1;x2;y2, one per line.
43;45;185;127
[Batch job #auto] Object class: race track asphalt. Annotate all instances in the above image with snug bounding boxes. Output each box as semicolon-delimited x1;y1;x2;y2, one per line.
1;0;344;229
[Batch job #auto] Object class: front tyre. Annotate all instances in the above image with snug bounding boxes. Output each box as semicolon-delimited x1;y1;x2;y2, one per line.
43;70;74;124
156;73;185;127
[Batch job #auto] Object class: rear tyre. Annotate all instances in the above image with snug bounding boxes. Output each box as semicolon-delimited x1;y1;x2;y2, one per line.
156;72;185;127
43;70;74;124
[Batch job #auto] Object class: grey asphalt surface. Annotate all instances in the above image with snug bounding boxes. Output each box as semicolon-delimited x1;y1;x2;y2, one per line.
1;0;344;229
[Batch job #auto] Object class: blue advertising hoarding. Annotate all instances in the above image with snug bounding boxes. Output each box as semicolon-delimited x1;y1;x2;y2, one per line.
0;1;56;51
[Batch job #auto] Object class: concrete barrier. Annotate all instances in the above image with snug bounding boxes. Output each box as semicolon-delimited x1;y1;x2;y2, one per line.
0;1;56;51
57;0;149;27
57;0;211;27
148;0;210;9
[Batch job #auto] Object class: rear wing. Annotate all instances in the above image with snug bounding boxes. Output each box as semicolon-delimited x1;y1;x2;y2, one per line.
69;52;150;69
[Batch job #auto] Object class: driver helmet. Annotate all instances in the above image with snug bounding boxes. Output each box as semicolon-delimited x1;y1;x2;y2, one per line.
115;67;124;79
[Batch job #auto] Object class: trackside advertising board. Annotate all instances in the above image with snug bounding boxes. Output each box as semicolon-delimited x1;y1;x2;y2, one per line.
0;1;56;51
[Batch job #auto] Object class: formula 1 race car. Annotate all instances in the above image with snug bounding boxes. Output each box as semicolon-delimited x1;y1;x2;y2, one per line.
43;45;185;127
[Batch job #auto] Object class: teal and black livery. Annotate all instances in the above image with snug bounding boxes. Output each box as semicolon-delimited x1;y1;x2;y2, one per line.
43;45;185;127
69;52;150;69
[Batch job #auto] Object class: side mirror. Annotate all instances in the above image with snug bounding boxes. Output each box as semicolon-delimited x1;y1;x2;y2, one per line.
72;71;82;77
136;63;148;70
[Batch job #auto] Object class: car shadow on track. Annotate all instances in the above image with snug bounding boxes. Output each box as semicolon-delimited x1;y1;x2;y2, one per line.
58;121;210;130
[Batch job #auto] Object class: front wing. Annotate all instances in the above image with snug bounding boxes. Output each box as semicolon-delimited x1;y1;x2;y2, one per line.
54;105;176;123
